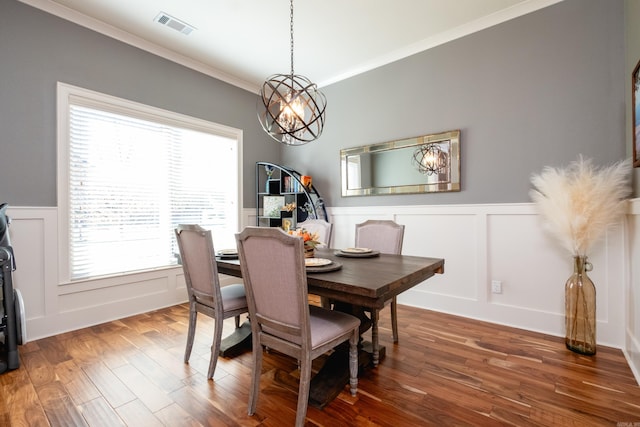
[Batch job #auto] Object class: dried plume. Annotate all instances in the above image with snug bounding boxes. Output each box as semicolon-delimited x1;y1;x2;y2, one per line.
529;156;631;257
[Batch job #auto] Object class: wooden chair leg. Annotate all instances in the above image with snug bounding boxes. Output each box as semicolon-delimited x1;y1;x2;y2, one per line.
391;297;399;343
295;355;312;427
184;302;197;363
248;340;263;415
207;314;224;379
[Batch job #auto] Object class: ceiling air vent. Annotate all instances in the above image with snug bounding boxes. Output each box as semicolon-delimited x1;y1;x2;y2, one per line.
154;12;195;35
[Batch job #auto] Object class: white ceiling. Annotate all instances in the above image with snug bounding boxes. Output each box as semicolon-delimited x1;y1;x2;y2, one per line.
22;0;561;93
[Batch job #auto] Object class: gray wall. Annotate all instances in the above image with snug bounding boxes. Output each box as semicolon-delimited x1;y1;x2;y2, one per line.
627;0;640;198
0;0;277;208
282;0;627;207
0;0;630;209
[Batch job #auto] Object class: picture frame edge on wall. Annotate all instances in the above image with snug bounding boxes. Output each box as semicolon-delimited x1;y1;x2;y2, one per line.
632;58;640;168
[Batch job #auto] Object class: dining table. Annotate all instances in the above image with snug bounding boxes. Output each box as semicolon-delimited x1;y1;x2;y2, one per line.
215;246;445;407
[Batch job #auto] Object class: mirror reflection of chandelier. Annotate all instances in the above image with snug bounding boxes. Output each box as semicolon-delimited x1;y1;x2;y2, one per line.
257;0;326;146
412;143;449;175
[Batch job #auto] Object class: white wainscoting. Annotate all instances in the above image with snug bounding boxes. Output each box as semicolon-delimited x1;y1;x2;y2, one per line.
627;199;640;383
5;207;253;341
327;203;628;350
5;202;639;385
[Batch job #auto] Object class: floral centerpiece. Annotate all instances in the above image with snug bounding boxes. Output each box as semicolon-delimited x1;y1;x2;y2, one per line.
288;228;321;257
529;155;631;355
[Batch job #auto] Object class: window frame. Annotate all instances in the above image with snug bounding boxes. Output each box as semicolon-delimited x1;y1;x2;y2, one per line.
56;82;243;284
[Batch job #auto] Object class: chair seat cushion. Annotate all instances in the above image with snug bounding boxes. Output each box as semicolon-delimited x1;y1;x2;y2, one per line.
309;305;360;349
221;283;247;312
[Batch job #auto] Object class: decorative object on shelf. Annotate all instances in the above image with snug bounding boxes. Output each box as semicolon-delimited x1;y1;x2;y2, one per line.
530;155;631;355
257;0;326;146
263;196;285;218
633;58;640;167
314;197;325;215
264;164;275;191
289;228;320;258
282;202;297;212
412;143;448;175
300;201;316;220
301;175;312;189
264;164;275;179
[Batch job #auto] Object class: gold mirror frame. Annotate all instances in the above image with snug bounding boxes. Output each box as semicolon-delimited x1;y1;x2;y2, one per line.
340;130;460;197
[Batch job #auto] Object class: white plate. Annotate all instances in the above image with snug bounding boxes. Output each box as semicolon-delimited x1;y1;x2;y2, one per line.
341;247;372;254
217;249;238;255
305;258;332;267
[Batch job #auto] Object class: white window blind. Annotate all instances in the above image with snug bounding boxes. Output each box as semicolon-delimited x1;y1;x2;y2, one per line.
66;100;239;280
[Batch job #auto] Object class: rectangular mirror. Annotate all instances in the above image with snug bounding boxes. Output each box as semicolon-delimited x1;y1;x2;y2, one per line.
341;130;460;197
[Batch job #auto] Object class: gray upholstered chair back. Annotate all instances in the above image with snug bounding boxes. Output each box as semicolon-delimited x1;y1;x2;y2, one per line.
297;219;333;247
175;224;222;307
236;227;310;349
355;220;404;255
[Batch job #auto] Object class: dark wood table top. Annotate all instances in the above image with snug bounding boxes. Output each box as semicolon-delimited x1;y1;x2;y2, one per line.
216;247;444;310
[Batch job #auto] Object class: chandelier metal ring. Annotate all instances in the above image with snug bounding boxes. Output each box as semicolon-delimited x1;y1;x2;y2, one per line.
412;143;449;175
257;0;327;145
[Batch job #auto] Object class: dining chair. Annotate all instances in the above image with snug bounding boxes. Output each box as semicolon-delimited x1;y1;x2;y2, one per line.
297;219;333;247
355;220;405;347
175;224;248;380
236;226;360;427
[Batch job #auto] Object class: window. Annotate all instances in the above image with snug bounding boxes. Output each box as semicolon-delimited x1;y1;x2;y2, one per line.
57;83;242;282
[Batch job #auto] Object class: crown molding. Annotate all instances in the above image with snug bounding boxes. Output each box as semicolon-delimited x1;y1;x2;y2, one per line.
18;0;260;94
318;0;564;87
20;0;562;92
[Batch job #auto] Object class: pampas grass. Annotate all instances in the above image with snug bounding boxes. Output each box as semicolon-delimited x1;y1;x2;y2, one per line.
530;156;632;257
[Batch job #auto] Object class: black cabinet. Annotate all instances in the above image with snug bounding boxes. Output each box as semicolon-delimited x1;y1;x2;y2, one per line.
255;162;327;229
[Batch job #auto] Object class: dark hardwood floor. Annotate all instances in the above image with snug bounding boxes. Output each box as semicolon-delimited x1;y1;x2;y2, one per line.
2;302;640;426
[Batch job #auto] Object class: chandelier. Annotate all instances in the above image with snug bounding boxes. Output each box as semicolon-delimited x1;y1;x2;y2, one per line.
257;0;326;146
412;143;449;175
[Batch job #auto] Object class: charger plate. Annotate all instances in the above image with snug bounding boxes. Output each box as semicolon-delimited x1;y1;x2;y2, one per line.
216;249;238;260
305;258;332;267
305;259;343;273
341;247;371;254
334;249;380;258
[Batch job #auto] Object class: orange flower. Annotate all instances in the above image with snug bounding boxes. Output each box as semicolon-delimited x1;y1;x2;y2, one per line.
288;228;320;249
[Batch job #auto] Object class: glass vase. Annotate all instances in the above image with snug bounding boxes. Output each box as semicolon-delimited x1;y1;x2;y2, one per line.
304;246;315;258
565;256;596;355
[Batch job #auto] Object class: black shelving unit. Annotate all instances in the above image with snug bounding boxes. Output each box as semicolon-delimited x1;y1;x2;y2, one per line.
255;162;327;229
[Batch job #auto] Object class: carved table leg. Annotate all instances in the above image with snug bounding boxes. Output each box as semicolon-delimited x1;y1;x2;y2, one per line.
371;309;380;366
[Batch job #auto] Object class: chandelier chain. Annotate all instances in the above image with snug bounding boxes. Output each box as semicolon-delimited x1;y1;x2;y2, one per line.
289;0;294;76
